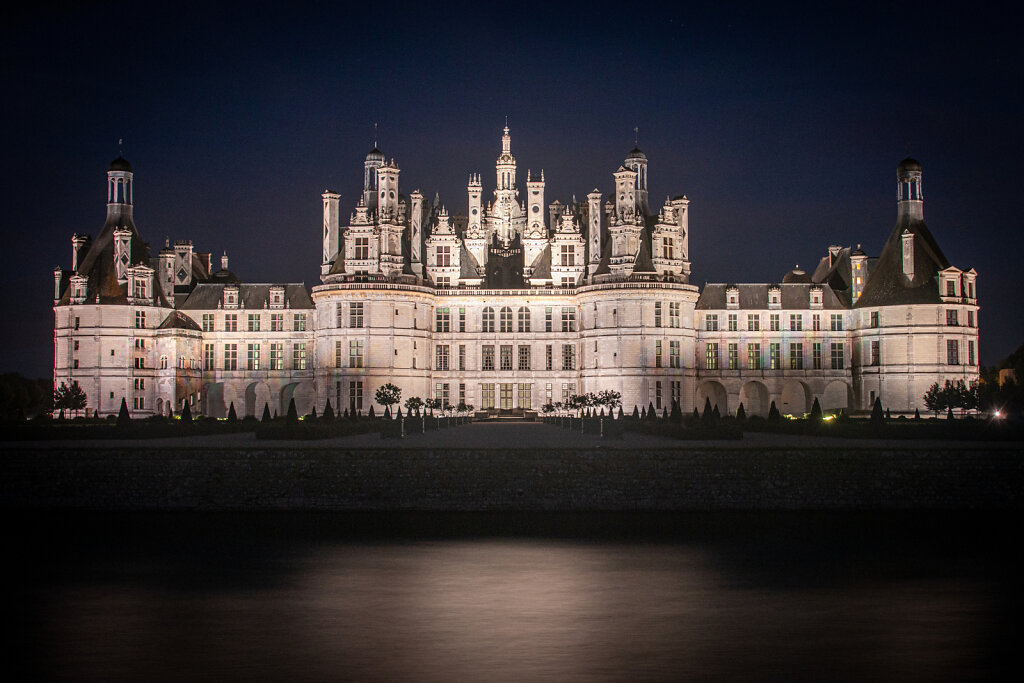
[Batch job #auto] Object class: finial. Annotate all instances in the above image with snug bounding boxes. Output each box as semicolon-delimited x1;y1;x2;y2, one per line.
118;138;123;156
373;122;378;149
634;126;639;147
221;251;229;271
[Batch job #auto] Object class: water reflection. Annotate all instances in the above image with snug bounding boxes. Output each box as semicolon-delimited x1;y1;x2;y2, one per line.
14;512;1017;682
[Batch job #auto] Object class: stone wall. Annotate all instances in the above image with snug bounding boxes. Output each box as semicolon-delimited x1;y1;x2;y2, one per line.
1;447;1020;511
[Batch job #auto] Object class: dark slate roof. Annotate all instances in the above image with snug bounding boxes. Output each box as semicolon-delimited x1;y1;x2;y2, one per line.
632;236;656;273
208;268;241;284
898;157;921;173
529;244;552;279
592;234;612;275
782;268;812;283
158;310;201;331
179;283;314;310
854;213;950;308
57;207;172;307
460;243;481;279
696;283;847;310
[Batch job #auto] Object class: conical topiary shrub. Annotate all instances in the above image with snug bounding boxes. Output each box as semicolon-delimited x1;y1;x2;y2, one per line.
323;399;335;421
117;397;130;427
640;406;647;420
181;401;192;423
227;402;238;422
809;397;822;421
871;397;884;425
261;403;272;423
702;397;713;422
368;405;376;419
632;405;640;420
384;405;392;419
647;402;657;420
736;402;746;422
768;400;781;421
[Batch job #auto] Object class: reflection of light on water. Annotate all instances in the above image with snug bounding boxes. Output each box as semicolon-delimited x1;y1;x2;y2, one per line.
34;542;1001;682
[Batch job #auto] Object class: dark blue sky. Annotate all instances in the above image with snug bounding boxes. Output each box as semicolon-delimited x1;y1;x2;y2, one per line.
3;1;1021;378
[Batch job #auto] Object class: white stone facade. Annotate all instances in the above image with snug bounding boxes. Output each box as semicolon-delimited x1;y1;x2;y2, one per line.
53;134;978;417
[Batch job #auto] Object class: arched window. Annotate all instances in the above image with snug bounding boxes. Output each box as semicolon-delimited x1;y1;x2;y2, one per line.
159;356;168;369
482;307;494;333
500;306;513;333
518;306;531;333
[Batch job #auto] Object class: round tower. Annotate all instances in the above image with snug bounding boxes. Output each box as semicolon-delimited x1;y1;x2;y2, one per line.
897;157;923;221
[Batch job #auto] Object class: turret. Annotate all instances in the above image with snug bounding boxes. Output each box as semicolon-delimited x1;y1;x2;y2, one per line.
363;147;385;210
897;157;923;222
526;170;545;236
376;160;400;219
587;189;602;271
409;190;425;278
321;190;341;275
624;146;648;214
106;156;134;225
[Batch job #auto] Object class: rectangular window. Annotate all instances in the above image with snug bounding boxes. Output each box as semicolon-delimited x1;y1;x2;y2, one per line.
655;340;663;367
654;301;662;328
655;381;662;410
349;381;363;411
335;340;342;368
769;314;780;331
946;280;956;297
134;357;144;369
269;343;283;370
133;397;145;410
705;342;719;370
481;383;495;409
669;302;680;328
562;344;576;370
435;276;450;288
671;380;681;407
436;245;451;267
135;311;146;329
705;314;719;332
350;302;364;328
354;237;370;260
459;383;466;405
224;343;237;370
789;342;803;369
500;345;513;371
202;314;215;332
812;314;821;332
789;314;802;331
459;308;466;332
870;340;880;366
134;378;145;390
664;238;675;259
728;314;737;332
968;340;976;366
562;383;575;404
247;343;260;370
545;383;553;404
561;307;576;332
225;314;237;332
436;307;450;332
247;314;260;332
518;383;532;409
769;342;780;369
812;342;822;369
946;309;959;326
728;343;738;370
947;339;959;365
270;313;283;332
967;310;975;328
747;314;760;332
482;308;495;332
349;340;364;368
870;311;879;328
203;343;215;370
670;340;680;368
518;307;531;332
293;343;307;370
293;313;307;331
560;244;575;267
545;307;552;332
435;382;450;407
500;307;513;333
545;344;553;371
830;314;843;331
482;345;495;371
458;344;466;371
435;345;450;370
747;343;762;370
518;345;531;371
831;343;844;370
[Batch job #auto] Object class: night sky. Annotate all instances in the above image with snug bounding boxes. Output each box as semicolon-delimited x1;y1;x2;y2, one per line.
3;1;1021;379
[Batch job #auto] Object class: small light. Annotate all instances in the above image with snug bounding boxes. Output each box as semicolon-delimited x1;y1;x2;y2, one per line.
994;410;1002;419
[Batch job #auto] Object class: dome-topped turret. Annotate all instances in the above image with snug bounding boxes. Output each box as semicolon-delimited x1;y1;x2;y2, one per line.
365;147;385;163
109;156;132;172
626;146;647;161
782;266;812;283
898;157;921;174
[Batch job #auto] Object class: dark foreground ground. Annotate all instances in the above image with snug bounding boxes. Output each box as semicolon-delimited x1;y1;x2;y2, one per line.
3;422;1020;511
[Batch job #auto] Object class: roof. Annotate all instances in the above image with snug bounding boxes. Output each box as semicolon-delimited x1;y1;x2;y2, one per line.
696;283;847;310
529;244;552;280
158;310;201;331
178;283;314;310
460;242;481;279
898;157;922;173
854;212;950;308
109;156;132;172
632;236;656;273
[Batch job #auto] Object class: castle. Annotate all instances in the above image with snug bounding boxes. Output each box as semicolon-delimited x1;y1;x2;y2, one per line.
53;127;980;418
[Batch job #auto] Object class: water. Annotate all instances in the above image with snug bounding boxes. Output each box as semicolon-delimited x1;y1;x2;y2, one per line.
10;512;1018;681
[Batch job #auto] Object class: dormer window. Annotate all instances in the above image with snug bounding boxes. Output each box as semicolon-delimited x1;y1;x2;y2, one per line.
70;275;88;303
224;286;239;309
269;286;285;309
810;286;823;309
726;286;739;309
768;286;781;309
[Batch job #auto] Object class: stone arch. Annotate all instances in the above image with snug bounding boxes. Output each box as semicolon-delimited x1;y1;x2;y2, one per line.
822;380;853;413
202;382;227;418
695;380;728;416
739;380;770;417
281;381;316;417
156;397;164;416
244;381;271;418
780;380;812;416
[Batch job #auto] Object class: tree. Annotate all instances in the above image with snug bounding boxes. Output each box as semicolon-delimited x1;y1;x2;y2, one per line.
768;400;781;421
923;382;946;417
323;399;335;421
736;402;746;422
426;397;442;416
180;401;193;423
286;398;298;424
228;402;238;422
870;397;884;425
404;396;424;417
53;381;87;418
375;383;402;415
261;403;272;423
809;397;822;421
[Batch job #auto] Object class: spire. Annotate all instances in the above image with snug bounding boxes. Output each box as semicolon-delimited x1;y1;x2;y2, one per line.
221;251;229;271
501;122;511;154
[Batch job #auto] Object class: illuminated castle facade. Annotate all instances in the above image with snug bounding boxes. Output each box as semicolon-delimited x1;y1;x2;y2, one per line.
53;129;980;418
